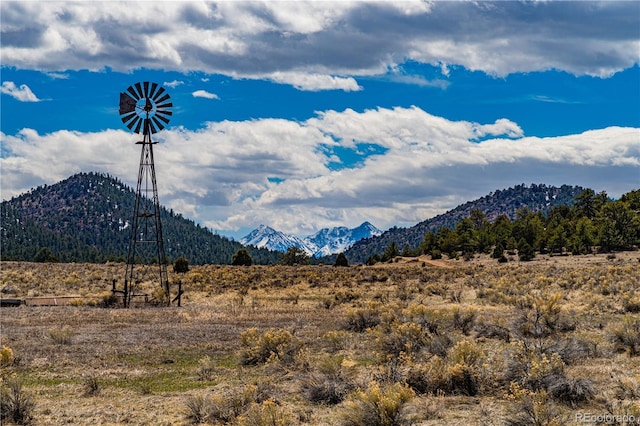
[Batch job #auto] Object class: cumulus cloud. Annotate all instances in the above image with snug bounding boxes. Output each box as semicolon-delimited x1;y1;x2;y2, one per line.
192;90;219;99
2;107;638;234
1;81;40;102
0;1;637;90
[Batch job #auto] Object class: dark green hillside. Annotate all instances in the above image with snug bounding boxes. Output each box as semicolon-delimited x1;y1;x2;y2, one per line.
344;184;588;263
0;172;280;264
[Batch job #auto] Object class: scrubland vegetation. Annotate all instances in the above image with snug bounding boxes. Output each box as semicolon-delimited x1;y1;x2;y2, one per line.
1;252;639;425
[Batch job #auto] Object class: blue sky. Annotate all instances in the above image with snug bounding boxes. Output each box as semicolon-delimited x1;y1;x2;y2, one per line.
1;1;639;240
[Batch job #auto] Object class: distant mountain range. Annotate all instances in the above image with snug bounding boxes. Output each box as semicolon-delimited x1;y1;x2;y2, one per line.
240;222;382;257
1;173;594;265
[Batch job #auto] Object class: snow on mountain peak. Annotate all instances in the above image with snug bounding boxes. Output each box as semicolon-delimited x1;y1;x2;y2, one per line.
240;222;382;257
240;224;311;254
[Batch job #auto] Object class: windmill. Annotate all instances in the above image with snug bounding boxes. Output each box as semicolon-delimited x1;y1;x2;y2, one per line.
117;82;174;307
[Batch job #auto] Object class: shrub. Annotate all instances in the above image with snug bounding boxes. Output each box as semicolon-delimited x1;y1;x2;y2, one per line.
209;385;265;424
444;362;479;396
183;394;210;424
446;340;484;395
623;294;640;313
406;341;485;396
448;286;463;303
49;325;74;345
236;398;294;426
303;374;352;405
611;315;640;356
614;376;640;400
0;378;35;425
410;392;444;421
0;345;15;368
183;384;264;425
340;381;414;426
547;338;597;365
328;290;359;308
503;341;565;391
99;292;119;308
547;377;594;407
341;304;382;332
513;293;565;339
475;323;511;342
400;304;447;336
452;308;476;335
427;335;454;358
448;339;484;368
323;330;350;352
505;383;563;426
239;328;303;365
82;376;100;397
196;355;215;381
375;321;428;359
301;355;354;405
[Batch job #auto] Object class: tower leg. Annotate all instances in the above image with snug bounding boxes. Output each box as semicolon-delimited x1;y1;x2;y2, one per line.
123;120;170;307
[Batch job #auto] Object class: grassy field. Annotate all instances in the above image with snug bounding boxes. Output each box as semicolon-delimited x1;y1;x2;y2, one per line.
1;252;639;425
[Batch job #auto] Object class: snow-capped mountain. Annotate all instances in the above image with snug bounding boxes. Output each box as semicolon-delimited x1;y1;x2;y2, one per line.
240;222;382;257
307;222;382;257
240;225;311;254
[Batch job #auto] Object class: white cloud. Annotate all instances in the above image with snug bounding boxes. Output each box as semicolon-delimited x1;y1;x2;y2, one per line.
1;81;40;102
2;107;638;235
1;1;636;89
46;72;68;80
164;80;184;88
387;74;449;89
267;72;362;92
192;90;219;99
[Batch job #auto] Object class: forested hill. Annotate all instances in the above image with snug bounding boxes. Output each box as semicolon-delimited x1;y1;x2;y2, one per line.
344;184;586;263
0;172;280;264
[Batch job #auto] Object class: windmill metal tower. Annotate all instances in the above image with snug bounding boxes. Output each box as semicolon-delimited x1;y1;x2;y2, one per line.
117;82;173;307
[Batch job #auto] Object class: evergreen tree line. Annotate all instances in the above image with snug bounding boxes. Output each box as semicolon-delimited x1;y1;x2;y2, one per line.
345;183;585;264
367;189;640;264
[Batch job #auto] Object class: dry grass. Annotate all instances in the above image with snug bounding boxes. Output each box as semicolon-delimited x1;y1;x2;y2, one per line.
0;251;639;425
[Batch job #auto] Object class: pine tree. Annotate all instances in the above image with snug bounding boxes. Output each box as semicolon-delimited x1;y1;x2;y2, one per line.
232;248;253;266
334;252;349;267
280;247;309;266
517;238;535;261
33;247;58;263
381;241;399;262
173;256;189;273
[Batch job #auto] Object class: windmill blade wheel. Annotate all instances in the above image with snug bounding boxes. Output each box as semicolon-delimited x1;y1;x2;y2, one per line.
119;81;172;134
